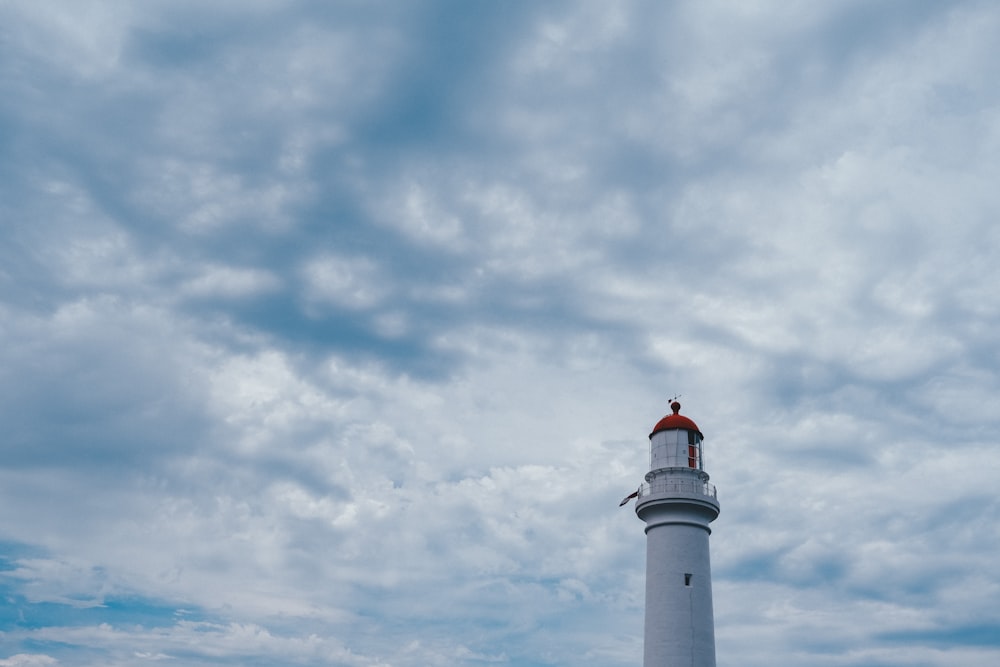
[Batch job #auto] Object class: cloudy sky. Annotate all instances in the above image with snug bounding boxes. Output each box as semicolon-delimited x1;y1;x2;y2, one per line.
2;1;1000;665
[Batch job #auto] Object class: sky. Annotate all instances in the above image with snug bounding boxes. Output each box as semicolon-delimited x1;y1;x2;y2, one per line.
1;0;1000;665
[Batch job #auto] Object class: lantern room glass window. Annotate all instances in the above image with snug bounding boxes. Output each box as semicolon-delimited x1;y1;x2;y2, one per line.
650;429;702;470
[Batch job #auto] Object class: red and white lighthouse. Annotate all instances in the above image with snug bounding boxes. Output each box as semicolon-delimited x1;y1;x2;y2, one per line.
634;401;720;667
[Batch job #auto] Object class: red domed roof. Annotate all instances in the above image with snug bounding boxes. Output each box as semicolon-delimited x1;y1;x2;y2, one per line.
649;401;703;438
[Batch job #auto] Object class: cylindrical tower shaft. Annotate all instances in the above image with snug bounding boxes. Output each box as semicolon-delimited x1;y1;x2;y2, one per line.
638;493;718;666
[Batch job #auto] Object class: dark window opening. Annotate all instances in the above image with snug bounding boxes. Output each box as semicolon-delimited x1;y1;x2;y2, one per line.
684;573;692;586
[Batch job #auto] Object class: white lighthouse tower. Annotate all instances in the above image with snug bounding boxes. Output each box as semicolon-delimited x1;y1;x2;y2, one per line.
635;401;720;667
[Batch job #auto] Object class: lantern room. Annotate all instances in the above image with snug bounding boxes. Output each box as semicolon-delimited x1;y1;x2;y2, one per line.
648;401;704;472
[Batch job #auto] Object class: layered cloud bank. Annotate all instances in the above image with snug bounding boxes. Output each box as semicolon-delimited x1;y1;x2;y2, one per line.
2;2;1000;665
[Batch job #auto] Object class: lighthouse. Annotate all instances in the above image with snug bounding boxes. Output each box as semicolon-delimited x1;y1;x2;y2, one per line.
634;401;720;667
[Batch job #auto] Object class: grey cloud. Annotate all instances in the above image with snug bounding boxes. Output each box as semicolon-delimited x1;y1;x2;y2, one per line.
3;1;1000;666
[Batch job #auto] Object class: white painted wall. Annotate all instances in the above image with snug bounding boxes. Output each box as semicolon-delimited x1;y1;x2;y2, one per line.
637;429;720;667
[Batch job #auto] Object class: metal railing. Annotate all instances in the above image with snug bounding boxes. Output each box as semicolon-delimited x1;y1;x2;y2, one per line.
639;477;717;499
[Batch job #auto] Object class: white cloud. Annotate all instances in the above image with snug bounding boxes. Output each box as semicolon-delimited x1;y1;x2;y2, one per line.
3;1;1000;666
301;254;388;310
181;264;281;299
1;1;134;79
0;656;58;667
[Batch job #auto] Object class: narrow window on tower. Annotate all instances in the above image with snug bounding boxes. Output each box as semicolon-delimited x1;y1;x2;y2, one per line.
684;573;692;587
